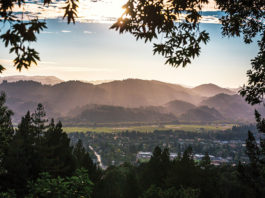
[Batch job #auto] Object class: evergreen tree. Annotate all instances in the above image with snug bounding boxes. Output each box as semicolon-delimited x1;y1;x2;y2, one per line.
41;119;76;177
3;112;39;197
0;92;14;174
238;111;265;197
140;146;170;190
31;103;48;139
199;152;211;169
94;164;139;198
73;139;102;183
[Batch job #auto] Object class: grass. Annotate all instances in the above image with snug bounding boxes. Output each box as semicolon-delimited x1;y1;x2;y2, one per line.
63;124;234;133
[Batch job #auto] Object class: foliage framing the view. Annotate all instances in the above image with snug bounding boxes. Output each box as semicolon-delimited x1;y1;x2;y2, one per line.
111;0;210;67
111;0;264;68
0;0;264;71
0;0;79;72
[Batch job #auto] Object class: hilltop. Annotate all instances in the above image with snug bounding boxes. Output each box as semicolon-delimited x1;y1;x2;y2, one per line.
0;77;258;124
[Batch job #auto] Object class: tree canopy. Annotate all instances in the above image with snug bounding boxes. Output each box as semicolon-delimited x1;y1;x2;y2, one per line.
0;0;264;72
0;0;79;72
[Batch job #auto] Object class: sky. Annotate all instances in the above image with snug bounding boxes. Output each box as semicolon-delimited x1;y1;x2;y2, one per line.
0;0;260;88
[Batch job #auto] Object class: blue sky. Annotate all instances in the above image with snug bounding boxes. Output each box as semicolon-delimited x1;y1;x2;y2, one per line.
0;1;259;88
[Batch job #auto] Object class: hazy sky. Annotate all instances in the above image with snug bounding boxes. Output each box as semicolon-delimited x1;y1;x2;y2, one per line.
0;0;259;87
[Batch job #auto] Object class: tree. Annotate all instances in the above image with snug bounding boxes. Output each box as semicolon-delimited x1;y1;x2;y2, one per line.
199;152;211;169
26;168;93;198
1;0;264;71
0;0;79;72
0;92;14;174
111;0;210;67
141;185;200;198
73;139;102;183
32;103;48;139
94;163;139;198
237;112;265;197
112;0;264;68
140;146;171;189
3;111;39;196
0;190;16;198
40;119;76;177
1;104;78;196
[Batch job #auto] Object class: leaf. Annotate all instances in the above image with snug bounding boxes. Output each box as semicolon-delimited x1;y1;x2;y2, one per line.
0;65;6;73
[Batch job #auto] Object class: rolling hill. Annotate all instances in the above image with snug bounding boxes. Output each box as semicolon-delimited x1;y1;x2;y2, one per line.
61;104;177;124
0;77;258;124
0;75;63;85
179;106;224;122
0;79;202;122
164;100;196;116
200;93;265;121
97;79;201;106
192;83;234;97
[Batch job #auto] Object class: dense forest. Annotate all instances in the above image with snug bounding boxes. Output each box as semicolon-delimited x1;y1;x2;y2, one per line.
0;93;264;198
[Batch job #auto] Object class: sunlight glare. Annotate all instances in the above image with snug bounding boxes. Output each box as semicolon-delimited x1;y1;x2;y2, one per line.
77;0;127;23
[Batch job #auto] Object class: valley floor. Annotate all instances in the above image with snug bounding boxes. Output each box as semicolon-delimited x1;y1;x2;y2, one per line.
63;123;234;133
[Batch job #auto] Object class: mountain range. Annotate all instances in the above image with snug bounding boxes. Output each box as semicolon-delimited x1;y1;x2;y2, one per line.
0;75;63;85
0;75;261;125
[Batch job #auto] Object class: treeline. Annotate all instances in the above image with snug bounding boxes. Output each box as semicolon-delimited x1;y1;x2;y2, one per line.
0;93;101;197
0;93;264;197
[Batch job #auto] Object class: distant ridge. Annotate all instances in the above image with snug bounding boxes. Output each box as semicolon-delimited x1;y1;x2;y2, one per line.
200;93;265;121
87;80;114;85
62;104;177;124
192;83;234;97
0;75;64;85
164;100;196;116
0;77;254;123
179;106;225;122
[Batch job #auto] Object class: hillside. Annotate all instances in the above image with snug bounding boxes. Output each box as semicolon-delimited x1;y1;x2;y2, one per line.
97;79;201;106
0;75;63;85
200;93;264;121
61;104;177;124
179;106;224;122
192;83;234;97
0;79;199;122
0;78;257;123
164;100;196;116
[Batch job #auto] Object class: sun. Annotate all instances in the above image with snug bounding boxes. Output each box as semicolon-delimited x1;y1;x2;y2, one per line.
77;0;127;23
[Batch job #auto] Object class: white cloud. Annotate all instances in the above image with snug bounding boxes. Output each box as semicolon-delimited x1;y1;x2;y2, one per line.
61;30;71;33
200;16;220;24
10;0;220;24
83;30;94;34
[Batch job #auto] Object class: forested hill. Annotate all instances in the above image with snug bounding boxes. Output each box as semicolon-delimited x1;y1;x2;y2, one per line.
61;105;177;124
0;78;261;124
191;83;234;97
0;75;63;85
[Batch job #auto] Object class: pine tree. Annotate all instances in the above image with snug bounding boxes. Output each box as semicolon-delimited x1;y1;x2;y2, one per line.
140;146;170;189
0;92;14;174
41;120;76;177
238;110;265;197
200;152;211;169
3;111;39;197
31;103;48;139
73;139;102;183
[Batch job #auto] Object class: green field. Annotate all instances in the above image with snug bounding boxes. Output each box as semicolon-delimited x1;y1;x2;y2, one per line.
63;124;234;133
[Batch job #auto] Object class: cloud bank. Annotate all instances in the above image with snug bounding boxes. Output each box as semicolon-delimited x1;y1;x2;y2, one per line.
11;0;221;24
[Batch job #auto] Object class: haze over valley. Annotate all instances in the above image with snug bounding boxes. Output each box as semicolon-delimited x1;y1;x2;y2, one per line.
2;75;261;125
